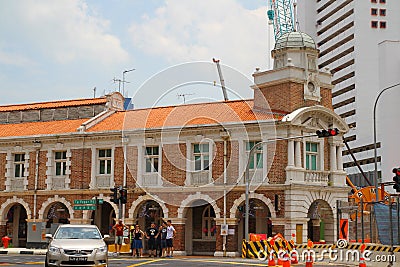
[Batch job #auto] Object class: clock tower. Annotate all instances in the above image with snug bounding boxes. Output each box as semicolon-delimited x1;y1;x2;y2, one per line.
252;31;334;113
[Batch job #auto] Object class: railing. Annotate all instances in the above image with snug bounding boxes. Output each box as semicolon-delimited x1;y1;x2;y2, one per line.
52;177;66;190
190;171;210;186
304;170;329;183
10;177;25;191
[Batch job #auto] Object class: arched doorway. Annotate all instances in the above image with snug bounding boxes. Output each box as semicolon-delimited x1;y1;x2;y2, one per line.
45;202;70;234
134;200;164;233
307;200;334;243
5;204;27;248
91;201;116;236
184;200;216;255
237;199;272;246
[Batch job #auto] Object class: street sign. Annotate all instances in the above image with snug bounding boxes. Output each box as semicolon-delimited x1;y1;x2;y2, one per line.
73;205;96;210
74;199;103;205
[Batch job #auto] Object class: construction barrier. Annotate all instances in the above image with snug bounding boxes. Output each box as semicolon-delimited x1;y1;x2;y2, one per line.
241;234;294;259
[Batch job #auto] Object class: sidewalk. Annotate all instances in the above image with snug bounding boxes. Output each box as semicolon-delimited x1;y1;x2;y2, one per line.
0;247;47;255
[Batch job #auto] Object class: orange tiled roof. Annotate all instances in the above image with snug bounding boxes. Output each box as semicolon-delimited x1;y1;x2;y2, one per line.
0;97;107;112
88;100;286;132
0;119;87;137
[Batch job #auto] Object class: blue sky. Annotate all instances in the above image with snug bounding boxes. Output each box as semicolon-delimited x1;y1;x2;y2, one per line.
0;0;274;108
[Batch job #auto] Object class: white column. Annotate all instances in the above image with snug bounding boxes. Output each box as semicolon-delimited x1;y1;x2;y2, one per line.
336;145;343;171
288;140;295;167
330;144;337;171
295;141;302;167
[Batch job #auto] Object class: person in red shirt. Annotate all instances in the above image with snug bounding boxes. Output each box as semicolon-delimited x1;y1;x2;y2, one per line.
112;219;126;256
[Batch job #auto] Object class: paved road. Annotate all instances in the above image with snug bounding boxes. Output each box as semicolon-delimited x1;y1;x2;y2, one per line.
0;254;355;266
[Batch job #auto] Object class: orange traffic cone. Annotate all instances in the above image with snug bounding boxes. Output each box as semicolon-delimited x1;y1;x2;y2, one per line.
305;253;313;267
267;254;276;266
359;244;367;267
282;254;291;267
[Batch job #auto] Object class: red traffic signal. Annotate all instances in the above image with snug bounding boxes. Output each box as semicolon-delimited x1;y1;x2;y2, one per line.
393;168;400;192
316;128;339;138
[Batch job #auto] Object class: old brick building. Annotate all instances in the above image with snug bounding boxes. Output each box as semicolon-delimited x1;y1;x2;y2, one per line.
0;32;349;255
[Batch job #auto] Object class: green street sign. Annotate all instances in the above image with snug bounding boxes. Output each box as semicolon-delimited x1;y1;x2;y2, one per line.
73;205;96;210
98;199;104;204
74;199;96;205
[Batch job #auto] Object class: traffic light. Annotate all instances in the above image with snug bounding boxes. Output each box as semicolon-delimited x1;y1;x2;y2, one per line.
120;188;127;204
110;187;118;204
393;168;400;192
316;128;339;138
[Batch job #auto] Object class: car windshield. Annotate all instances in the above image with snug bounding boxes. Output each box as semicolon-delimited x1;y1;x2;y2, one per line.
54;227;102;240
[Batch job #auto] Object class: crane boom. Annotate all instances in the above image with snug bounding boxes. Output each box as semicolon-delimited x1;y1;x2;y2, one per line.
212;58;228;101
267;0;295;41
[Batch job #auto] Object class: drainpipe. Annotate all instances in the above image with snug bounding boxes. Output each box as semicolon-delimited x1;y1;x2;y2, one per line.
122;139;128;220
33;141;41;221
223;139;227;256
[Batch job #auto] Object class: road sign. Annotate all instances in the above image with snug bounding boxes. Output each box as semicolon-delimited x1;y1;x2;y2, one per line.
73;205;96;210
74;199;103;205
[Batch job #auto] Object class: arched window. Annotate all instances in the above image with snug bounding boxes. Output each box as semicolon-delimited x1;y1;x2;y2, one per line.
202;205;216;240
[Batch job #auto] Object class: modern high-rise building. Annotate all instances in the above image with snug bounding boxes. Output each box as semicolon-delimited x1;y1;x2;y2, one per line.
296;0;400;186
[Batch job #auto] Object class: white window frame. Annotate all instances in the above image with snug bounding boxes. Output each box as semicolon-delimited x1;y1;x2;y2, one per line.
305;142;320;171
193;143;210;171
202;205;216;240
145;146;159;173
54;151;67;176
14;153;25;178
245;141;263;170
98;148;112;175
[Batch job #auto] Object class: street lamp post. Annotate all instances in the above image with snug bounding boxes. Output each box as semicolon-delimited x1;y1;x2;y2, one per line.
122;68;135;96
373;83;400;201
244;133;318;240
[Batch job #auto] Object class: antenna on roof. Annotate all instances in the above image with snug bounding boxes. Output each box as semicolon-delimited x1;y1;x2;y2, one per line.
177;93;194;104
212;58;228;101
93;87;96;98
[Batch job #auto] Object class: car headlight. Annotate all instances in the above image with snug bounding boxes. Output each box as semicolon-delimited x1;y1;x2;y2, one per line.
48;245;62;254
97;246;108;253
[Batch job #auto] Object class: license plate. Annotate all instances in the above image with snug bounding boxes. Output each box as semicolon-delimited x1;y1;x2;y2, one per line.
69;256;88;262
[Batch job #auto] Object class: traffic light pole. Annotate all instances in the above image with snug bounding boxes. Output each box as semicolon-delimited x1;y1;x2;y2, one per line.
373;83;400;201
244;133;318;241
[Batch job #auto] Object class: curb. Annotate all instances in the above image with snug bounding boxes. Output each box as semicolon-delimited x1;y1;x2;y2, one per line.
0;250;47;255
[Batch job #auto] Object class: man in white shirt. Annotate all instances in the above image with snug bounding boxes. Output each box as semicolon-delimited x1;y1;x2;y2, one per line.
165;220;176;258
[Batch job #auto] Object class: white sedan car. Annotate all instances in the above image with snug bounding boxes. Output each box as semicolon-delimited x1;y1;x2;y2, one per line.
45;224;109;267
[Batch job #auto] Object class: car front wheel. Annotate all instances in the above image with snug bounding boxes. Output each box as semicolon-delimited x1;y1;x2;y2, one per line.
44;255;49;267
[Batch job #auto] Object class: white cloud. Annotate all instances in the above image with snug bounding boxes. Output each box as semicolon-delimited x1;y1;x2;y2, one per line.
0;49;35;67
1;0;129;66
128;0;272;76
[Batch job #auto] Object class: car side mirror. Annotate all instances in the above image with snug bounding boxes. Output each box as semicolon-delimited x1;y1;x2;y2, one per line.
45;234;53;239
103;234;110;239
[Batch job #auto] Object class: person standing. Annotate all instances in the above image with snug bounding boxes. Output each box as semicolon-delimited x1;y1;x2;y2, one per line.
131;224;144;257
145;222;158;257
159;221;168;257
112;219;125;256
165;220;176;258
156;224;162;257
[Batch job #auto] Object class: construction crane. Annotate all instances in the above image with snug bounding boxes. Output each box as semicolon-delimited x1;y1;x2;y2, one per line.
267;0;296;41
212;58;228;101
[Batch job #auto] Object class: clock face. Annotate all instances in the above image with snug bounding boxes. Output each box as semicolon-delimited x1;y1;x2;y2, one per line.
307;82;315;92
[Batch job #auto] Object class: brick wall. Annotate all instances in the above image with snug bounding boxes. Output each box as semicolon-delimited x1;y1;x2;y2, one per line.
212;141;224;183
37;151;47;190
268;140;287;184
27;151;36;190
173;224;185;251
0;153;6;191
125;146;137;188
161;144;186;186
255;82;333;114
70;148;91;189
114;147;124;186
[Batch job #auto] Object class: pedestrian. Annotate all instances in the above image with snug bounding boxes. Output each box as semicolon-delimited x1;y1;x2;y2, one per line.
112;219;126;256
165;220;176;258
131;224;144;257
159;221;168;257
146;222;158;257
156;223;163;257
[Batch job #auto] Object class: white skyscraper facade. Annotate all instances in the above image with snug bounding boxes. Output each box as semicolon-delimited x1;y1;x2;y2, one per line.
296;0;400;185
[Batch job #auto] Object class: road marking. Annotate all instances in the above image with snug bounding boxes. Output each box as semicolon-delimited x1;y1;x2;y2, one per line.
127;259;162;267
172;259;268;266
